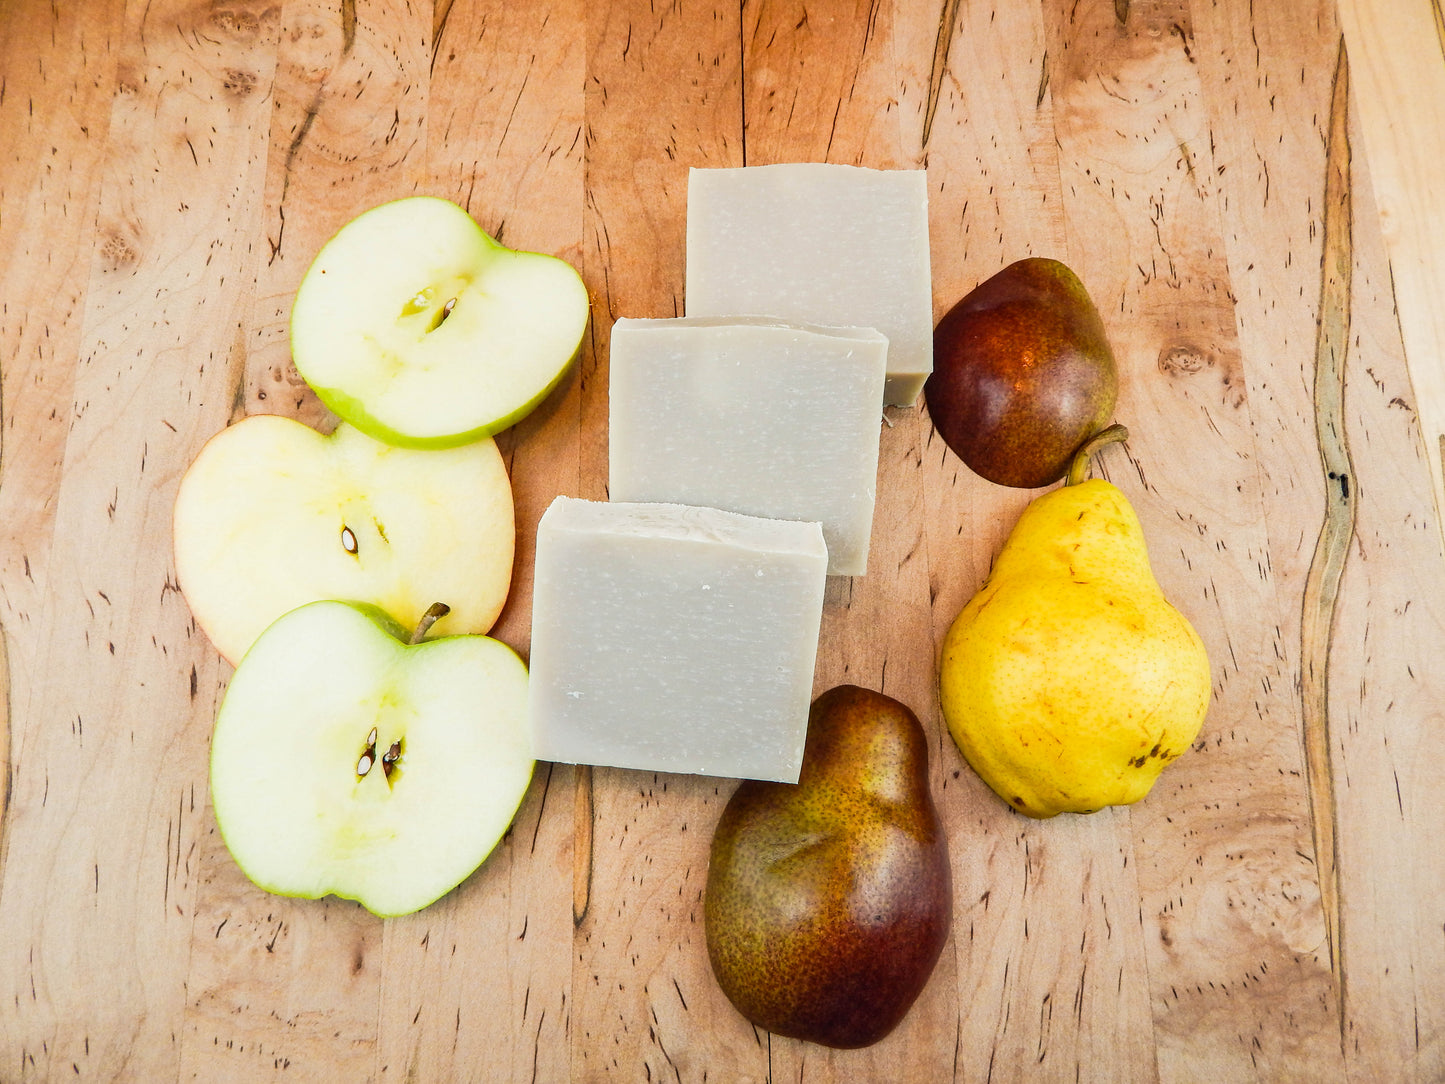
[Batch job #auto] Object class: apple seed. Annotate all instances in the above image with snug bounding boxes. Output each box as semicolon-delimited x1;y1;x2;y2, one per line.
341;525;359;555
381;739;403;778
357;726;380;778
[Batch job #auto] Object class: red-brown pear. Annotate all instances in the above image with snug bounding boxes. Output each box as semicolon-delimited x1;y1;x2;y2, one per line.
925;257;1118;489
704;685;951;1049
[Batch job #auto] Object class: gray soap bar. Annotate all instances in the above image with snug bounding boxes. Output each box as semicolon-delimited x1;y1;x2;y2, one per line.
608;316;887;576
526;497;827;782
685;163;933;407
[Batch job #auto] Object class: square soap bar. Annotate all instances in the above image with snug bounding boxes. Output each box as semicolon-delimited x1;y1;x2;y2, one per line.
685;163;933;407
609;316;886;576
527;497;827;782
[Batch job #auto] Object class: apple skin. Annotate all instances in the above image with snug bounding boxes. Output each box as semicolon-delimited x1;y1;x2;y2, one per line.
924;257;1118;489
704;685;951;1049
173;415;514;667
316;372;566;452
209;599;534;918
290;196;589;449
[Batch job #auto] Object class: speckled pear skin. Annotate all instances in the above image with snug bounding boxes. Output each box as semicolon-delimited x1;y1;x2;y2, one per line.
704;685;951;1049
939;478;1212;818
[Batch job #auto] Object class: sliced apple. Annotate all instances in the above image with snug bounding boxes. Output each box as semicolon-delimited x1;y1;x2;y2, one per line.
173;414;514;667
209;600;534;917
289;196;589;448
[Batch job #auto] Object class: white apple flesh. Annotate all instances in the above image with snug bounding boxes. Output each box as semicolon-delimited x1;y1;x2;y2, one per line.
290;196;590;448
173;415;514;666
209;600;534;918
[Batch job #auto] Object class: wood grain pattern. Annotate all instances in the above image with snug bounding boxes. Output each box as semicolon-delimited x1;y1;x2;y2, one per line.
1043;6;1341;1077
1337;0;1445;566
1193;2;1445;1075
2;1;1443;1080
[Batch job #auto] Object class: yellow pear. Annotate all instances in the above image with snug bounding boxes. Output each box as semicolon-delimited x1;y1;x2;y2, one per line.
939;426;1210;818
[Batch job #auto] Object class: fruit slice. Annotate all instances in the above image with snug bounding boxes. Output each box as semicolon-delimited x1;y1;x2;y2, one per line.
173;414;514;666
290;196;589;448
209;600;534;918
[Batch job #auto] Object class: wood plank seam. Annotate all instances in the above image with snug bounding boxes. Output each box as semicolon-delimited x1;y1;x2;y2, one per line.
0;378;6;850
1300;35;1353;1034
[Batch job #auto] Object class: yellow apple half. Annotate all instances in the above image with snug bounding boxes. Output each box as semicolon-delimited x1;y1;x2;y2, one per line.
289;196;589;448
210;600;534;917
173;415;514;666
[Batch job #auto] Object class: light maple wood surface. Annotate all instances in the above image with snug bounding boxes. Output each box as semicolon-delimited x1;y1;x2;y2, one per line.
2;0;1443;1080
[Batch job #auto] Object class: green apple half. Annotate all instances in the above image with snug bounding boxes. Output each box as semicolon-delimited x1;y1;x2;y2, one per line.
290;196;589;448
173;414;514;667
210;600;534;918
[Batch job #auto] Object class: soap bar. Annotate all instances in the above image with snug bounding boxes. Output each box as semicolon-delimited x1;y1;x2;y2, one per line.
609;316;886;576
527;497;827;782
685;163;933;407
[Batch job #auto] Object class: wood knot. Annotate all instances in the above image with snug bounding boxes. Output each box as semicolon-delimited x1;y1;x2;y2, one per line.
115;61;143;96
98;227;141;273
285;14;345;83
207;1;280;42
1157;345;1212;375
222;68;260;97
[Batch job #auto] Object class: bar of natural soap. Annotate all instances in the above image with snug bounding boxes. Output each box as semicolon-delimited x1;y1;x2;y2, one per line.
685;163;933;407
609;316;886;576
527;497;827;782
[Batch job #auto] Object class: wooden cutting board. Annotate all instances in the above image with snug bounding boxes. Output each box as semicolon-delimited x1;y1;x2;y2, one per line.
2;0;1443;1079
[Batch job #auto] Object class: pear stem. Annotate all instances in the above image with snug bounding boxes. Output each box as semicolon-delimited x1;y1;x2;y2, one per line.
410;602;451;645
1065;423;1129;486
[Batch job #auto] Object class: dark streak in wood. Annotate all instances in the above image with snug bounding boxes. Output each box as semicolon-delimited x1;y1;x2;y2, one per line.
274;105;315;260
275;1;361;260
573;764;594;926
1300;36;1352;1032
922;0;960;150
738;11;748;166
433;0;456;74
530;1004;546;1084
340;0;357;58
531;760;553;855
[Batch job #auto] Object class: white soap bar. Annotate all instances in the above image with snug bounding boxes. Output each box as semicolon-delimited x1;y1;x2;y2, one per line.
527;497;827;782
685;163;933;407
609;316;886;576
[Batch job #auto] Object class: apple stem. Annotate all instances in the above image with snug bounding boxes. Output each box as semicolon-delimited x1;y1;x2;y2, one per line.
410;602;451;645
1065;423;1129;487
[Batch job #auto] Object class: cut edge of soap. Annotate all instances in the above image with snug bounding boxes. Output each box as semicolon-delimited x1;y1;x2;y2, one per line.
611;314;890;347
537;496;829;559
686;161;928;185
